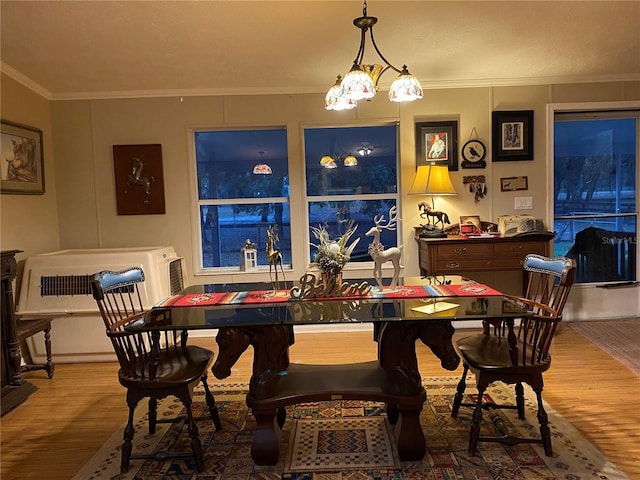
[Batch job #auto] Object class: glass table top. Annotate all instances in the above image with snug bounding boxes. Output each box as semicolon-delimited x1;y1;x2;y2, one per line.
129;276;529;331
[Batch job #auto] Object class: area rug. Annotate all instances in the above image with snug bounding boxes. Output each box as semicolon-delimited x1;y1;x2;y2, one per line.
569;319;640;376
285;416;398;472
72;377;628;480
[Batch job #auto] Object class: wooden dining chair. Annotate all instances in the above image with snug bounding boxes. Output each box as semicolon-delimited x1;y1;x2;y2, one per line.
90;267;220;473
451;254;577;456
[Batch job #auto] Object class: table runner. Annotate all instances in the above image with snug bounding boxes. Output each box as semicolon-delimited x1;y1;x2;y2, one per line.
155;283;502;308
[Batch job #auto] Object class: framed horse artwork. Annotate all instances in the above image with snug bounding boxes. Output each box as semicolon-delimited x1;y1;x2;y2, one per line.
415;120;459;171
113;144;166;215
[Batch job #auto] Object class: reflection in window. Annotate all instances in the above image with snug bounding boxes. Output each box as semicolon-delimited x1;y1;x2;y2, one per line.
554;113;638;283
304;124;399;264
195;128;290;269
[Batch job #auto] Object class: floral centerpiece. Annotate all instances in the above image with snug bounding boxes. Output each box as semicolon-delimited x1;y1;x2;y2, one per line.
310;220;360;283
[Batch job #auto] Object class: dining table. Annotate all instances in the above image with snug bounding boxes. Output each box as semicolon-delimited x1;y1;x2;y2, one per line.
127;274;531;465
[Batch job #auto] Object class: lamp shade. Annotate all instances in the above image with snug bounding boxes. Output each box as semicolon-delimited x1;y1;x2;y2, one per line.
408;164;456;195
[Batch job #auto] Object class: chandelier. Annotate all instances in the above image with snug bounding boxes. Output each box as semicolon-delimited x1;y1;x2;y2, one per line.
325;0;423;111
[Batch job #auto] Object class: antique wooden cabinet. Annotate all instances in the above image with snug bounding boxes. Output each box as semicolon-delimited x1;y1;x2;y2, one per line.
415;233;554;277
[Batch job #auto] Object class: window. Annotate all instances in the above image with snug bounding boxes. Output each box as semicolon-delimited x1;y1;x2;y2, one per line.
304;124;399;264
194;128;290;270
554;111;638;283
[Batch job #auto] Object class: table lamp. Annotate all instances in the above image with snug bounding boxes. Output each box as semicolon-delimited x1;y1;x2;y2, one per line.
408;163;457;238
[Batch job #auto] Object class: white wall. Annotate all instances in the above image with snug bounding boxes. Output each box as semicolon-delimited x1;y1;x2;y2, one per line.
0;75;61;289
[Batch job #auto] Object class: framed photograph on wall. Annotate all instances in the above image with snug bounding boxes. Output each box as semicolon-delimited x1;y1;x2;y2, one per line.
415;120;459;171
1;119;45;194
113;144;166;215
492;110;534;161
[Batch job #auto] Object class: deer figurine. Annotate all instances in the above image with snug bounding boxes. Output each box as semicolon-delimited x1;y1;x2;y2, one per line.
366;206;402;289
266;225;285;290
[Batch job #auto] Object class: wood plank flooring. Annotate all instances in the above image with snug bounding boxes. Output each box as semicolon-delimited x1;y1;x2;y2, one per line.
1;323;639;480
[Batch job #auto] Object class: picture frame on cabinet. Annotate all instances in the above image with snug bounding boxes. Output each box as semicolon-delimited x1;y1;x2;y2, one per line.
492;110;534;161
1;119;45;195
415;120;459;171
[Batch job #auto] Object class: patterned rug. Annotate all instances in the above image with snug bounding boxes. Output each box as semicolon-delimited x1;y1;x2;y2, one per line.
72;377;628;480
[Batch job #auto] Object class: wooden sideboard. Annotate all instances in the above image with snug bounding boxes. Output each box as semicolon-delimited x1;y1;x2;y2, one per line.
1;250;37;416
415;233;555;277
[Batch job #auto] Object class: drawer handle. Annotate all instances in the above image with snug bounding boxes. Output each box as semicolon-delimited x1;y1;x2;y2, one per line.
446;262;460;269
453;247;468;255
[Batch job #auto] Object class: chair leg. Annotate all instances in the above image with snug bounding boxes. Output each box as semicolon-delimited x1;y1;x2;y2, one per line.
201;374;221;430
514;382;525;419
183;398;205;472
451;363;469;417
468;384;486;456
534;387;553;456
148;398;158;434
121;400;138;473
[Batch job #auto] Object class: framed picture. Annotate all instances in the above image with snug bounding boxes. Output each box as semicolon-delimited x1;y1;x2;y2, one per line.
415;120;458;171
1;119;45;194
500;176;529;191
492;110;534;161
459;215;482;231
113;144;166;215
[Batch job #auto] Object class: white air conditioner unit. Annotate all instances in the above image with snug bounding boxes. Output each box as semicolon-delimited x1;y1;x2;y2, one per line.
16;246;186;363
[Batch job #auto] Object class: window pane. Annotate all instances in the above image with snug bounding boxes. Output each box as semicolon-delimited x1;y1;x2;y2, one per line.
304;126;397;196
195;129;288;200
308;200;398;263
200;203;290;268
554;118;636;216
194;128;290;270
554;115;637;283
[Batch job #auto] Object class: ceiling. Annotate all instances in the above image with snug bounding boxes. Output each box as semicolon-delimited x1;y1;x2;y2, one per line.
1;1;639;101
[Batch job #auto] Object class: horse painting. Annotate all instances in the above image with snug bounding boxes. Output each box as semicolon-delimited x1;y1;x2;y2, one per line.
125;157;154;204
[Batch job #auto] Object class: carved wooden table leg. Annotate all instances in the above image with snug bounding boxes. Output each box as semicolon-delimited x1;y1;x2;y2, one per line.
250;406;282;465
395;401;427;461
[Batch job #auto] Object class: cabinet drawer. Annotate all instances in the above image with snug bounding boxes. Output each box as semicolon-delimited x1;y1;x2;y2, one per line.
434;243;489;258
436;257;524;272
493;241;547;256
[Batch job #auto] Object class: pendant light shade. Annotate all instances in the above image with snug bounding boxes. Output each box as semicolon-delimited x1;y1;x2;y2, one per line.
389;65;424;102
340;65;377;101
325;75;357;110
252;151;272;175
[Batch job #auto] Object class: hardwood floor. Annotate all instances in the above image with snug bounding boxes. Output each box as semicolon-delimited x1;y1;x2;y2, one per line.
1;323;639;479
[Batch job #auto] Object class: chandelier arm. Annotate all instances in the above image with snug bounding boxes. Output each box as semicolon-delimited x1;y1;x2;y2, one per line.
368;28;402;74
351;28;368;65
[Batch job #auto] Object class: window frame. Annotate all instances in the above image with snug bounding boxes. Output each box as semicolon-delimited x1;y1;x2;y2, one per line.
187;125;291;275
301;121;402;272
548;102;639;285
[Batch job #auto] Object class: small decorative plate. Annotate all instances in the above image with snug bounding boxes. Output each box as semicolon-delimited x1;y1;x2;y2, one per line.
461;139;486;168
462;140;486;162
